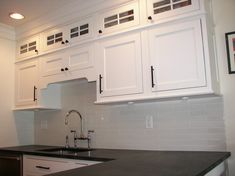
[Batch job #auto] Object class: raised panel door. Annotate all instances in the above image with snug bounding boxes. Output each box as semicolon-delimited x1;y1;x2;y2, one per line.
148;18;206;92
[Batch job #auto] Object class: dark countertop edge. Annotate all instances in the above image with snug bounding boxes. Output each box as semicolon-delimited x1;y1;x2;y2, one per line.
197;152;231;176
0;145;231;176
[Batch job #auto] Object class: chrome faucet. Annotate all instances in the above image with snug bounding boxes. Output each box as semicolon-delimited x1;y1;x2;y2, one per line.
65;110;85;138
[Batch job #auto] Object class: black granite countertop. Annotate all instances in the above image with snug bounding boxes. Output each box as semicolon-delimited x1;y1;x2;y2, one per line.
0;145;230;176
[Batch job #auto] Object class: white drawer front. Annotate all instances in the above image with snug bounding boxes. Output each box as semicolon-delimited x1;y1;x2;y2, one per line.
23;155;101;176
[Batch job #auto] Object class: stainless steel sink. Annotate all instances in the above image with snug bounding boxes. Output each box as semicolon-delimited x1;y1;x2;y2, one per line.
38;147;94;155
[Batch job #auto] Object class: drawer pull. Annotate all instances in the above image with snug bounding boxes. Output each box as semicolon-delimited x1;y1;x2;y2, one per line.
99;74;103;94
36;166;50;170
151;66;155;88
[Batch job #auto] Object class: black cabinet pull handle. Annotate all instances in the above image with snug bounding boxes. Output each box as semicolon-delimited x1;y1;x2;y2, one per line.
65;67;69;71
36;166;50;170
148;16;152;20
151;66;155;88
33;86;37;101
99;74;103;94
61;68;64;72
98;30;103;34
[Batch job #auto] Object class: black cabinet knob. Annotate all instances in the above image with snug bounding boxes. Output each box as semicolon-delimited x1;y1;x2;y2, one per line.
98;30;103;34
61;41;65;44
35;49;38;53
65;67;69;71
148;16;152;20
65;40;69;44
61;68;64;72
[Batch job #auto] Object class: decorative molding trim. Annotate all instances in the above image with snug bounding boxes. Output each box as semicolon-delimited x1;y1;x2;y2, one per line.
15;0;133;40
0;23;15;40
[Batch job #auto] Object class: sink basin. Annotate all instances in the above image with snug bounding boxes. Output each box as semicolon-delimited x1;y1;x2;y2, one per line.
38;147;94;155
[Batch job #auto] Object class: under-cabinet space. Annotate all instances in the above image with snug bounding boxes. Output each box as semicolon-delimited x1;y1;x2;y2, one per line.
40;44;95;88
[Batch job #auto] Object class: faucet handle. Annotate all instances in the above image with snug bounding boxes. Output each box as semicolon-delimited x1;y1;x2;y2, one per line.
87;130;94;149
71;130;78;148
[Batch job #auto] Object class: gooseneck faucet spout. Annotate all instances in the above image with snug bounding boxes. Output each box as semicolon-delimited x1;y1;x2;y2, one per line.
65;110;84;138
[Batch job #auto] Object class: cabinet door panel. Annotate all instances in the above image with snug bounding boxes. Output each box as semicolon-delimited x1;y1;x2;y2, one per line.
67;17;93;44
17;35;40;59
68;45;93;72
15;60;38;106
148;19;206;92
41;52;67;77
42;28;65;52
97;33;143;97
97;1;140;35
147;0;199;21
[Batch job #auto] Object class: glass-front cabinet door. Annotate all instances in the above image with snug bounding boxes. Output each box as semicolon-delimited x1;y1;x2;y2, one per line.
146;0;200;22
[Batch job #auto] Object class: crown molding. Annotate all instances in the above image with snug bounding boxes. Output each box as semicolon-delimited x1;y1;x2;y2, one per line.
0;23;15;40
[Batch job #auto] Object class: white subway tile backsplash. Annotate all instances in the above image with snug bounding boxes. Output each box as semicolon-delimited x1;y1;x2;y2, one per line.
35;82;226;151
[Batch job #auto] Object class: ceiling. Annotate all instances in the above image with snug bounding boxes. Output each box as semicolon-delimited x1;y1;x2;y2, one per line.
0;0;78;27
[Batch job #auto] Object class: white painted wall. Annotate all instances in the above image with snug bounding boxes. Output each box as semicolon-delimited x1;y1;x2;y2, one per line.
213;0;235;175
0;23;34;147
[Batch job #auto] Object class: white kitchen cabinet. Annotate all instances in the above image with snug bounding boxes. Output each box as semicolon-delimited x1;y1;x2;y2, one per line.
42;17;93;53
15;59;61;110
148;18;206;93
66;17;93;44
146;0;200;23
17;35;40;60
23;155;101;176
97;1;140;35
40;44;95;88
15;59;38;107
95;32;143;103
41;27;66;52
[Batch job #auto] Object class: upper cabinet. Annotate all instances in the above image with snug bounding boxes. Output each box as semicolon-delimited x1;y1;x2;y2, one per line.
95;32;143;102
97;1;140;35
40;43;96;88
147;17;208;97
66;17;93;44
146;0;200;22
16;35;40;60
41;27;66;52
15;59;61;110
41;16;93;53
14;0;219;106
15;59;39;106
